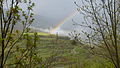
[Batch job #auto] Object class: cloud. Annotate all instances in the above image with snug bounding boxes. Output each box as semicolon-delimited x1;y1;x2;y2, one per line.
29;26;50;33
51;28;71;36
30;26;71;36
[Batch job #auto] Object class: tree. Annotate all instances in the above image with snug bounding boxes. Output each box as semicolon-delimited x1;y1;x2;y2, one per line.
69;30;81;45
74;0;120;68
0;0;34;68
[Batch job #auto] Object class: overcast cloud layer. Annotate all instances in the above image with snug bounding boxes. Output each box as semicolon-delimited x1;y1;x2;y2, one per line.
30;0;83;35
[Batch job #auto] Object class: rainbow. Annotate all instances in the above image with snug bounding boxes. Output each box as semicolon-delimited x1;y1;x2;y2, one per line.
50;11;78;34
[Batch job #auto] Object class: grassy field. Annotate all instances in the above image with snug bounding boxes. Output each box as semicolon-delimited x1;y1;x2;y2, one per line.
4;32;114;68
24;32;50;36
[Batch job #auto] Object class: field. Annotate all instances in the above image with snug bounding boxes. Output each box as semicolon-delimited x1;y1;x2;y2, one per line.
0;32;114;68
5;32;112;68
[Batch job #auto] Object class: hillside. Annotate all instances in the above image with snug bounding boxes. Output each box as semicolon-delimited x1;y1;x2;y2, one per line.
11;33;113;68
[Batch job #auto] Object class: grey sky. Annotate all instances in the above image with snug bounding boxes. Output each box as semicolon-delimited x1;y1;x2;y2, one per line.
30;0;83;35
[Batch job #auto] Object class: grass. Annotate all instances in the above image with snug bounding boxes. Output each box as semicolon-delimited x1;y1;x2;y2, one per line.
30;35;114;68
3;32;114;68
24;32;50;36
